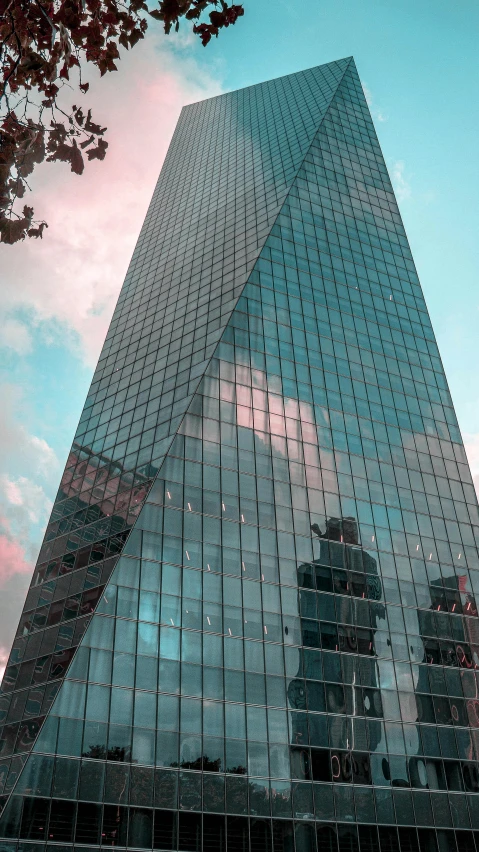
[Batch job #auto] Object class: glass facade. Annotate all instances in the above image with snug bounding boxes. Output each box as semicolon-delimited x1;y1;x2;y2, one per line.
1;56;479;852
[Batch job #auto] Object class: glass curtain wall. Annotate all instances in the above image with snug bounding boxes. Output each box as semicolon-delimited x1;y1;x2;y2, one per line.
1;58;479;852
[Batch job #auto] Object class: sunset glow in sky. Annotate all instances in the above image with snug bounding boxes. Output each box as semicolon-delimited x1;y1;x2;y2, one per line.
0;0;478;676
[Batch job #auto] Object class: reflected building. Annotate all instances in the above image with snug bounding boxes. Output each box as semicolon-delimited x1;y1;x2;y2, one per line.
407;571;479;793
1;57;479;852
290;517;385;790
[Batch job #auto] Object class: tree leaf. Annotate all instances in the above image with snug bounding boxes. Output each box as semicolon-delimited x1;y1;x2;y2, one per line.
70;140;84;174
87;138;108;160
28;222;48;239
84;109;107;135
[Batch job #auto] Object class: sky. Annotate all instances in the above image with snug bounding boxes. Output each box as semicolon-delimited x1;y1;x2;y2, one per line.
0;0;478;676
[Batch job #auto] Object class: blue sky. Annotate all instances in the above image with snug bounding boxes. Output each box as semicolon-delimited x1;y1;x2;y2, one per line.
0;0;478;668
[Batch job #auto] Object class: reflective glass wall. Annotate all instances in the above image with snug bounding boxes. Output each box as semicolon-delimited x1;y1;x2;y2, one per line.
1;58;479;852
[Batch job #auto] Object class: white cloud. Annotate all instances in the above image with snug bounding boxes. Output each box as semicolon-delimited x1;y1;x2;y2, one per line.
0;384;59;481
0;474;52;526
1;477;23;507
0;470;53;585
391;160;412;202
0;384;58;580
0;411;54;653
0;317;33;354
0;411;55;686
29;436;58;479
362;81;373;107
361;80;387;123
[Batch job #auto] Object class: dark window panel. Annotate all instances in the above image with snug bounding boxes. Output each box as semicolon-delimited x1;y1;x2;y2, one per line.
0;795;22;838
128;807;153;849
75;801;102;844
250;818;273;852
48;798;75;842
203;813;226;852
153;808;176;850
20;796;49;840
316;824;339;852
102;803;128;846
178;811;201;851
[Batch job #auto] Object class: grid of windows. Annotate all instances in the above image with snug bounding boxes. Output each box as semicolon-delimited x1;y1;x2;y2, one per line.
1;56;478;852
0;58;350;778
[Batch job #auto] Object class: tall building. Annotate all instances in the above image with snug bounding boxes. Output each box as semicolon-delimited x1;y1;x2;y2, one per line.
1;55;479;852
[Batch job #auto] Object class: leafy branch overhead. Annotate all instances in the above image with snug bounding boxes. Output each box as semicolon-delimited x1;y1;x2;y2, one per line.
0;0;244;244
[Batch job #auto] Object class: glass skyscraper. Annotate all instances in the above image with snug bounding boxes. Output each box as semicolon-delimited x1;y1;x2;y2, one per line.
1;55;479;852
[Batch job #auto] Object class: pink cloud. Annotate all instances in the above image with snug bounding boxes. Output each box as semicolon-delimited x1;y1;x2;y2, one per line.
463;432;479;497
0;37;222;364
0;532;31;585
0;521;33;670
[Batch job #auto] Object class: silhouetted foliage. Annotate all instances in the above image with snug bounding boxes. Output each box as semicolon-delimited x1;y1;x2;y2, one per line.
0;0;244;243
82;743;130;761
171;754;222;772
